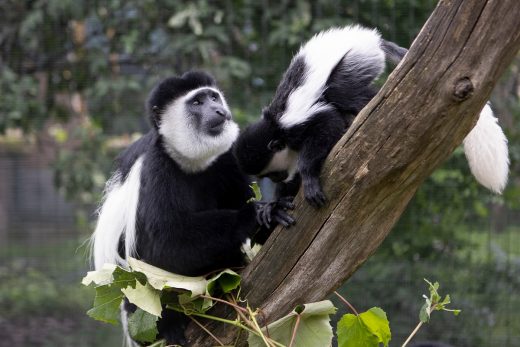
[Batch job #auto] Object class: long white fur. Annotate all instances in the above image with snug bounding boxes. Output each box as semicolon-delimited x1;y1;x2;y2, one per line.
158;86;239;173
121;305;139;347
279;25;385;128
463;104;509;193
92;155;144;270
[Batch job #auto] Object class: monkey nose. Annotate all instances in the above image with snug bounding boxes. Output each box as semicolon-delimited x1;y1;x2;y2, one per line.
216;108;231;120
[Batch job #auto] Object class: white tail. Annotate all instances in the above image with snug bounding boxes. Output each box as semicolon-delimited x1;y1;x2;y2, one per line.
463;104;509;193
91;156;144;270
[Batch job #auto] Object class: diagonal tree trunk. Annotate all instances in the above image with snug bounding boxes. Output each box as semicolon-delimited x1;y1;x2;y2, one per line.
187;0;520;345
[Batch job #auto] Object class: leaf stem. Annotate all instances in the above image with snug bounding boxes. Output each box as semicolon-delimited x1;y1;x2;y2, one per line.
402;305;434;347
334;291;359;315
191;311;251;331
201;294;249;313
401;321;423;347
288;314;301;347
188;315;225;346
248;306;276;347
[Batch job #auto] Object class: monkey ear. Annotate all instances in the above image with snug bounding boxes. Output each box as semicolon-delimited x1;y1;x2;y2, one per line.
267;139;285;152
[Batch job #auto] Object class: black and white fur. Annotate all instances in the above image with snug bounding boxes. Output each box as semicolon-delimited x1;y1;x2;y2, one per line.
91;71;288;345
234;25;509;209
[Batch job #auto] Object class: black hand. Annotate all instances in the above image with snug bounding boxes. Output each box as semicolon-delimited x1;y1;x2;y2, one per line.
303;177;327;208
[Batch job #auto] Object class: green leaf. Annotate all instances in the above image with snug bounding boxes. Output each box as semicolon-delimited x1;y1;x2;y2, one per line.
425;279;441;303
248;300;336;347
85;265;145;324
337;314;379;347
248;181;263;202
112;266;146;288
206;269;241;294
127;257;207;296
127;308;159;343
419;302;430;323
82;263;117;286
122;281;162;317
337;307;391;347
359;308;391;347
440;294;451;306
177;292;208;314
86;284;124;325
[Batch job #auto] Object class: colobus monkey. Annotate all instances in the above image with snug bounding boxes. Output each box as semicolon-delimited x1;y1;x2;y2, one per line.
91;71;291;345
234;25;509;208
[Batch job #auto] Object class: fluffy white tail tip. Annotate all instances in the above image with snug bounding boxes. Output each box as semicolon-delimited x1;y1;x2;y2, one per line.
463;104;509;194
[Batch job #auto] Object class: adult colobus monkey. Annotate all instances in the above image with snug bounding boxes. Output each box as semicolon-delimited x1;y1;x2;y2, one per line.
234;25;509;208
91;71;291;345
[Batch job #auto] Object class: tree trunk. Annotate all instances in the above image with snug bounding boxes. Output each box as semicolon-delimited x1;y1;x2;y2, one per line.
187;0;520;345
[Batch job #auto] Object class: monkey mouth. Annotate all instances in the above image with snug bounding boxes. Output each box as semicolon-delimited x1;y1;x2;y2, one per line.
207;120;226;135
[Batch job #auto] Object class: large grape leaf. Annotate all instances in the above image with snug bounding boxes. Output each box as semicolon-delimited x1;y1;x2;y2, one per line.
122;281;162;317
337;307;391;347
127;308;159;343
127;257;207;296
248;300;337;347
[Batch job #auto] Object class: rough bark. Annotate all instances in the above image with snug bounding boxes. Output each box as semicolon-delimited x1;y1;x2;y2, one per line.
187;0;520;345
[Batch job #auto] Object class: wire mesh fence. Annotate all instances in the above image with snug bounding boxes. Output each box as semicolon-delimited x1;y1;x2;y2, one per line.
1;1;519;346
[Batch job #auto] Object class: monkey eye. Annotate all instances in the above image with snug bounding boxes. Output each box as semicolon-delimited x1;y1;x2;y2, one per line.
267;139;285;152
193;100;202;105
210;94;218;101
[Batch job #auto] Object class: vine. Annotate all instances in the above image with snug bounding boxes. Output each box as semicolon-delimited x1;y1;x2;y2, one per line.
83;259;460;346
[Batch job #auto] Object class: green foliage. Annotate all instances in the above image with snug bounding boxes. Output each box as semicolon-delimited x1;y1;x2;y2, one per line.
88;283;125;325
419;279;461;324
122;282;162;317
0;67;47;133
248;301;337;347
86;266;147;324
0;267;67;315
53;123;115;204
127;308;160;343
82;258;242;343
248;181;263;203
380;150;495;261
337;307;391;347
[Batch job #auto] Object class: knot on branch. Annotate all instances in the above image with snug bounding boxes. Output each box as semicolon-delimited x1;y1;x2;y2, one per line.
452;77;474;101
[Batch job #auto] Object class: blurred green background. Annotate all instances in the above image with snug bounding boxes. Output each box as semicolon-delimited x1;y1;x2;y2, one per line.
0;1;519;346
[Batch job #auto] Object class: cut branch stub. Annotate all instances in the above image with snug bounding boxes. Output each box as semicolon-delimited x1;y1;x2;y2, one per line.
453;77;474;101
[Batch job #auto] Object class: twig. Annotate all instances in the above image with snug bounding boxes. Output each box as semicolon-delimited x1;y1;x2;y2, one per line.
257;308;271;339
401;321;424;347
247;306;285;347
201;294;249;313
334;291;359;315
188;315;225;346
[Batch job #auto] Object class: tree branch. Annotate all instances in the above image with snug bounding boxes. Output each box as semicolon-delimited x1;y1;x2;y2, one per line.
187;0;520;344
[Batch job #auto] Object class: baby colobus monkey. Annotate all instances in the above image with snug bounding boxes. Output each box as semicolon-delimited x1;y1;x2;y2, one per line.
234;25;509;208
91;71;290;346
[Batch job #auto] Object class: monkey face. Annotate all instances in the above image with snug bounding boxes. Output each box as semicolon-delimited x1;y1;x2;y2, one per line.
156;85;239;172
234;119;298;183
185;89;232;136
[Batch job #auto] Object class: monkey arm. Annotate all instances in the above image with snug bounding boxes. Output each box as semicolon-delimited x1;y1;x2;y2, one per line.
297;110;346;208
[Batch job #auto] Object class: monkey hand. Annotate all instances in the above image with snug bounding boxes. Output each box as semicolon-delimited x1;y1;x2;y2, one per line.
255;197;296;228
303;176;327;208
